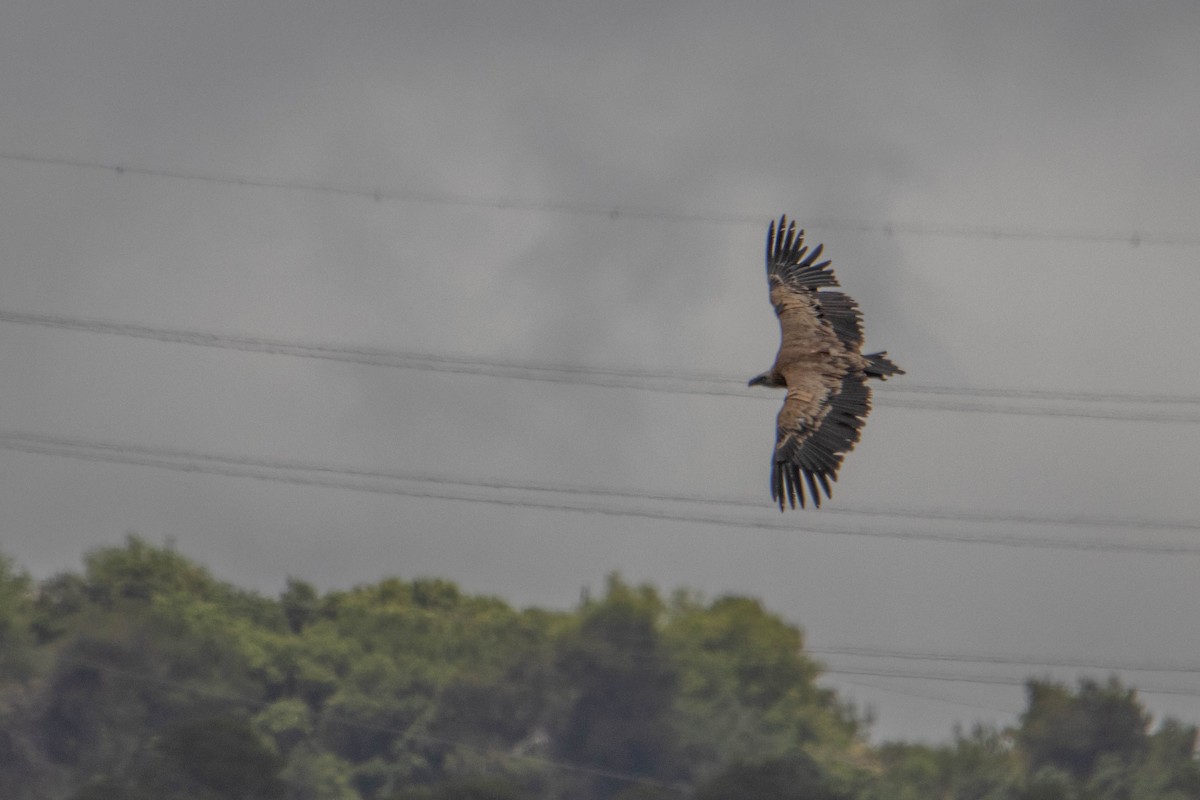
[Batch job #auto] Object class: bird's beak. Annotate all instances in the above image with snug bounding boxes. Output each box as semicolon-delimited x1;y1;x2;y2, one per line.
748;373;768;387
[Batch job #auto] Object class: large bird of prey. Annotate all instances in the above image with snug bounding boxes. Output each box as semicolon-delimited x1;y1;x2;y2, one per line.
749;216;902;510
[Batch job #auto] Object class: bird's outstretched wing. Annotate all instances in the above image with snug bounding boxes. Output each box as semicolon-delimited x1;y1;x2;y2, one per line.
766;215;837;291
763;216;877;510
771;365;873;510
766;216;865;351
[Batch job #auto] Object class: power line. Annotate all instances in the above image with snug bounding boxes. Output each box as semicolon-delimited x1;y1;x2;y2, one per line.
887;383;1200;408
3;149;1197;247
539;626;1200;691
3;429;1198;555
820;667;1200;698
875;396;1200;424
509;619;1200;683
809;646;1200;676
283;601;1200;687
2;428;1195;535
430;621;1200;702
4;307;1199;424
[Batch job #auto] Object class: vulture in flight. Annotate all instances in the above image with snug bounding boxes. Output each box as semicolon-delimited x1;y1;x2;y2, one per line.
749;216;903;510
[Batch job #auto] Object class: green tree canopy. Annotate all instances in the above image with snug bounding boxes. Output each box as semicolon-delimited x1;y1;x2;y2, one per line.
1;541;1197;800
1018;677;1151;780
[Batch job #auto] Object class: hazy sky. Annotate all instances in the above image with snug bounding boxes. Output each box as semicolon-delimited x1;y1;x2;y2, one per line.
2;0;1199;743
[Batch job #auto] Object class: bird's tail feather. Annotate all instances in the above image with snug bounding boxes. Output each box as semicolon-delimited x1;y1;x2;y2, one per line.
864;351;903;380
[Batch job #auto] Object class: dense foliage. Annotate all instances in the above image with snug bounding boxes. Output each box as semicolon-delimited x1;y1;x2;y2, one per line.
0;538;1195;799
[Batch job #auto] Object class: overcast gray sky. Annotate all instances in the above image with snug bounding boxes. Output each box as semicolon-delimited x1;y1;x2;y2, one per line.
2;0;1199;743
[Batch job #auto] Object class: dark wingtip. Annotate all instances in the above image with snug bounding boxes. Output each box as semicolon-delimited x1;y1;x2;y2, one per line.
804;471;821;509
770;461;844;511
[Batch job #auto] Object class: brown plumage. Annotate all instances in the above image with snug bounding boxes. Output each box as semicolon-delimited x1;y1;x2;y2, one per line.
748;215;903;510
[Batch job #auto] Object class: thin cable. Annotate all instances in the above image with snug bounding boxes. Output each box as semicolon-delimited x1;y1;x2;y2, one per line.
331;604;1200;685
809;647;1200;676
2;150;1196;246
542;631;1200;698
880;395;1200;423
822;667;1200;698
443;629;1200;702
2;428;1196;535
4;308;1199;424
3;429;1199;555
887;383;1200;408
